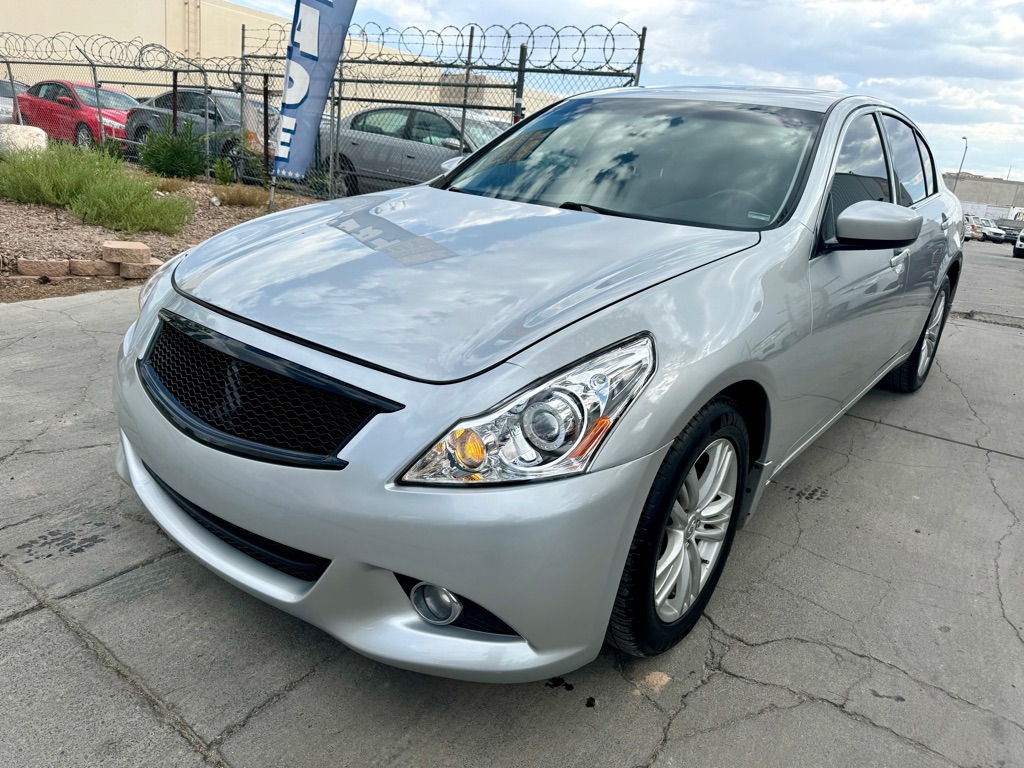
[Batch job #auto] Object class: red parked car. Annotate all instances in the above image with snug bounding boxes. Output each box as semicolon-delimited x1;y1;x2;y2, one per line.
16;80;138;147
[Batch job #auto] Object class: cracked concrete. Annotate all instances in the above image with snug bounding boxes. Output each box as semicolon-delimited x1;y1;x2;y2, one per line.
2;248;1024;767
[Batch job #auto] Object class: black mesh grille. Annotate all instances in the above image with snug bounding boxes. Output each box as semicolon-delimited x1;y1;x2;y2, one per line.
147;465;330;582
394;574;520;637
140;313;397;467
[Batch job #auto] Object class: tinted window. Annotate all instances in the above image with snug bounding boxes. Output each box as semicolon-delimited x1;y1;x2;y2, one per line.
916;132;936;197
822;113;891;241
73;86;138;110
446;98;823;230
352;109;409;139
410;111;458;146
0;81;25;99
27;83;43;97
881;115;926;206
152;93;172;109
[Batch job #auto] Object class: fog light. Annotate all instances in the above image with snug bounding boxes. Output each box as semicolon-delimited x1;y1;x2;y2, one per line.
410;582;463;626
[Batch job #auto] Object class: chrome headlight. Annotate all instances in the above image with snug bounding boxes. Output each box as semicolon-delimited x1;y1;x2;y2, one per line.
138;253;183;313
402;335;655;485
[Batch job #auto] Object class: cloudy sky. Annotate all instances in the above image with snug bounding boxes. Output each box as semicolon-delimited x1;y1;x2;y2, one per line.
238;0;1024;180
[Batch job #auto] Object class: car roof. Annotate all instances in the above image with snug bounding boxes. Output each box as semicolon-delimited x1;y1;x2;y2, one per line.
575;85;860;113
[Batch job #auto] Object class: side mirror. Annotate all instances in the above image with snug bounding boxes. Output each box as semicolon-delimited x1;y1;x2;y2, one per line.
832;200;922;250
441;137;463;152
439;156;462;174
56;96;75;108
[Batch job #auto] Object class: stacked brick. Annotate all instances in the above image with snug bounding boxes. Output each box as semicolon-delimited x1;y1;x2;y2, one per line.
17;242;162;279
99;242;162;279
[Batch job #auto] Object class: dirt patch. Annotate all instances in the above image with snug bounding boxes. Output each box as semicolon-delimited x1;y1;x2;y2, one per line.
0;179;316;302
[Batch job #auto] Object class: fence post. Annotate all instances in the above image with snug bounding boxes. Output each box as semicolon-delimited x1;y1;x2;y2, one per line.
171;70;179;134
76;45;104;146
262;73;270;180
202;67;210;176
239;24;248;178
328;78;336;197
4;61;19;125
633;27;647;86
513;43;527;123
459;26;475;154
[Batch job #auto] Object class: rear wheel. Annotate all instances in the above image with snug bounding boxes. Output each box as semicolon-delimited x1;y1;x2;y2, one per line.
608;397;748;657
883;277;951;393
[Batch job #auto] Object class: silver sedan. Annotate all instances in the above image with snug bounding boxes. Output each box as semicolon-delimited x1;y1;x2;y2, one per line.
114;86;962;682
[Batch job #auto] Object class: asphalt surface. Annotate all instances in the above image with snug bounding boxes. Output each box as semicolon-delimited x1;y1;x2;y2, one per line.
1;242;1023;767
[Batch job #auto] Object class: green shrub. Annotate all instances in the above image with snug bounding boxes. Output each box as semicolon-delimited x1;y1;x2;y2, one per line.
139;121;206;179
0;144;195;234
0;143;121;206
212;157;234;185
212;184;267;207
71;176;195;234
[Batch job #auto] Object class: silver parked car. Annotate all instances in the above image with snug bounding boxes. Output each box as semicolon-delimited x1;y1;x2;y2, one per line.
317;104;504;195
0;79;28;124
114;86;962;682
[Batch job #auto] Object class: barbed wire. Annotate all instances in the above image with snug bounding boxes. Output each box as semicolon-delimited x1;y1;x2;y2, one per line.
1;23;643;74
244;22;643;72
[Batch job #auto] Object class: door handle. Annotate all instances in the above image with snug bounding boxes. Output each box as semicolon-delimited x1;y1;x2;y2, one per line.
941;214;951;231
890;249;909;274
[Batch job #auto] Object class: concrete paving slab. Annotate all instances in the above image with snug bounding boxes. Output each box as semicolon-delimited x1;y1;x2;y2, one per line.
0;565;37;621
218;648;665;768
62;554;345;743
850;319;1024;456
0;609;204;768
0;502;177;598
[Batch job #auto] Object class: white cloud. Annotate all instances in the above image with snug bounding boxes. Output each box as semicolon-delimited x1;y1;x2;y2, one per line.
233;0;1024;179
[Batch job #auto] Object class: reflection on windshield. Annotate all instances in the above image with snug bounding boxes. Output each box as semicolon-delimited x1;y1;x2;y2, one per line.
447;97;824;230
73;86;139;111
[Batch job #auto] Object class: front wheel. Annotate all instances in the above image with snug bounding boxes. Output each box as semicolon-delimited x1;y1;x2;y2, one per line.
75;123;94;149
883;277;951;393
608;397;748;657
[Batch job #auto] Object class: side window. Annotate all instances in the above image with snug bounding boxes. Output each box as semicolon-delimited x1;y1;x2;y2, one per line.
915;132;936;197
822;113;891;242
179;92;206;115
0;82;11;99
27;83;43;97
410;111;459;146
351;109;408;139
153;93;173;110
881;115;927;206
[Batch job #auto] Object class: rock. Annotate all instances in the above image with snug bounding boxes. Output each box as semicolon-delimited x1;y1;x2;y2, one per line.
0;124;47;156
120;258;163;279
102;241;152;264
69;259;121;277
17;259;70;277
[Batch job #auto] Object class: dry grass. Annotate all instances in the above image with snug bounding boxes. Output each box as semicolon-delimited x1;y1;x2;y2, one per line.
157;178;191;193
212;184;269;207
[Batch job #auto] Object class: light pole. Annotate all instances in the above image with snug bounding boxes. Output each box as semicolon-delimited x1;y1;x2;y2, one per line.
953;136;968;193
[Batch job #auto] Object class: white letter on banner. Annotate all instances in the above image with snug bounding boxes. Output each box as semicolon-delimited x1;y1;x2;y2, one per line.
281;63;310;107
293;4;321;58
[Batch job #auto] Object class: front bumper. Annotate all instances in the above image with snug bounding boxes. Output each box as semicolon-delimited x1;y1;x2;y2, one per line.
113;307;665;682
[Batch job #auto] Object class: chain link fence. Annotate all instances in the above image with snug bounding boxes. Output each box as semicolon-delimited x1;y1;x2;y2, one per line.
1;23;645;198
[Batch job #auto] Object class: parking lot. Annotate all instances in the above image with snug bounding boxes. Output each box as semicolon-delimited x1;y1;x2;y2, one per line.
1;240;1022;767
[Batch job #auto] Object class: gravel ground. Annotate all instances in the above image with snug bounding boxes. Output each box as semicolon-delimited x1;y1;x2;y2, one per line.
0;180;315;302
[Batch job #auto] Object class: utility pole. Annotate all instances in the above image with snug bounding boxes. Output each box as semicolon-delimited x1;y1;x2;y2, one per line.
952;136;968;193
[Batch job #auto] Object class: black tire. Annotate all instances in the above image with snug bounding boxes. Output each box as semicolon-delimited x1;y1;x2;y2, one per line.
74;123;93;149
333;155;359;197
882;277;951;393
608;397;749;657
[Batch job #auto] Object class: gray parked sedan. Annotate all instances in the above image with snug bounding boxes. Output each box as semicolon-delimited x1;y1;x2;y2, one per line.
317;104;503;195
114;86;962;682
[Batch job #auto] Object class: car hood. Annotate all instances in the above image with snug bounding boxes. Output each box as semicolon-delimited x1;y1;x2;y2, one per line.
173;187;759;382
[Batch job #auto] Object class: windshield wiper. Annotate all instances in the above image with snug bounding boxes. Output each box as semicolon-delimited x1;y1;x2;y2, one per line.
558;200;636;220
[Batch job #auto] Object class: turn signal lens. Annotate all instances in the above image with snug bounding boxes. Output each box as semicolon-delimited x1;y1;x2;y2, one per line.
451;429;486;470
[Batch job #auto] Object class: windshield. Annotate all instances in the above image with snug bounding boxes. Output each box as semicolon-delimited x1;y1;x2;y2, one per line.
213;94;278;123
446;97;824;230
981;218;997;227
73;86;138;111
465;119;503;149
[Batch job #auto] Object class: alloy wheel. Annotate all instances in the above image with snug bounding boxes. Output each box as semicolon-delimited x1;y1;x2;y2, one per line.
654;438;738;623
917;290;947;379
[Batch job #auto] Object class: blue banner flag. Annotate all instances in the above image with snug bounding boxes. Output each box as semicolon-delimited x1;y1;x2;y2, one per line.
273;0;357;179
